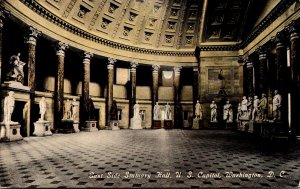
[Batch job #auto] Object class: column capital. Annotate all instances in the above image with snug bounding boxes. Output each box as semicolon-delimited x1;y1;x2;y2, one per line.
107;57;116;69
173;66;182;75
285;20;300;41
130;61;138;72
256;46;267;60
83;52;93;64
0;7;9;29
56;42;69;56
271;32;285;48
193;67;198;72
26;26;41;45
245;58;253;68
152;65;160;73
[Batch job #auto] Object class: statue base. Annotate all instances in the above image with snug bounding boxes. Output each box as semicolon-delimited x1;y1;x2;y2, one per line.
192;118;200;129
58;119;75;133
33;120;53;136
2;81;29;91
73;121;80;133
109;120;120;130
209;121;218;129
81;120;98;132
0;122;23;142
130;117;142;130
152;120;161;129
164;120;173;129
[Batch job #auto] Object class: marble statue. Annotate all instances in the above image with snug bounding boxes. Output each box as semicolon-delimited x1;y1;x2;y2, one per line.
252;96;259;121
165;103;172;120
71;98;79;121
3;91;15;124
223;100;233;123
258;93;267;121
110;100;118;121
153;102;160;120
237;103;242;120
133;102;140;119
210;101;217;122
39;97;47;121
64;99;72;119
241;96;248;116
195;100;202;120
273;90;282;121
7;53;26;83
247;96;253;118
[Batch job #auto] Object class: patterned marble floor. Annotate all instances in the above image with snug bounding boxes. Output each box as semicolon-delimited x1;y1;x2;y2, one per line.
0;129;299;188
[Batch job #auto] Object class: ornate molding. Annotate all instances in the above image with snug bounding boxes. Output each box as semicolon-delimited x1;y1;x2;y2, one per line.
19;0;195;56
83;52;93;64
56;42;69;56
26;26;41;45
130;61;138;72
152;65;160;73
107;57;116;69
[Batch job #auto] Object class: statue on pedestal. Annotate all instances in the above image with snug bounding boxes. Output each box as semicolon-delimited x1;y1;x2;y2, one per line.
259;93;267;121
64;99;72;119
252;96;260;121
153;102;160;120
39;97;47;121
164;103;172;120
210;101;217;122
7;53;26;84
273;90;282;121
71;98;79;121
223;100;233;123
195;100;202;120
241;96;248;116
3;91;16;124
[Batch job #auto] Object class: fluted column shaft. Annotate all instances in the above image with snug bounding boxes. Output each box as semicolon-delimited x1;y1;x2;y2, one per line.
193;67;199;116
129;62;138;119
82;52;93;102
54;42;68;129
106;58;116;126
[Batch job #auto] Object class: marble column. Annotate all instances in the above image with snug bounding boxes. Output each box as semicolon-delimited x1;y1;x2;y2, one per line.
106;58;116;126
54;42;68;129
152;65;159;121
193;67;199;116
287;22;300;135
25;26;41;136
173;66;182;128
81;52;93;124
129;61;138;119
245;58;254;97
273;32;288;122
256;46;268;95
0;7;9;122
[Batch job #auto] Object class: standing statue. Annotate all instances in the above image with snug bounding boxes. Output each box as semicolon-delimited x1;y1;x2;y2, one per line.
252;96;260;121
241;96;248;116
7;53;26;84
110;100;118;121
223;100;233;123
164;103;172;120
195;100;202;120
39;97;47;121
273;90;282;121
71;98;79;121
210;101;217;122
3;91;15;124
64;99;72;119
84;97;96;120
153;102;160;120
259;93;267;121
133;103;141;119
247;96;253;119
237;103;242;120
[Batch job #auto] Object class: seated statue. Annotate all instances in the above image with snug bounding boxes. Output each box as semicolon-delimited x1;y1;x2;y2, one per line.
6;53;26;84
64;99;72;119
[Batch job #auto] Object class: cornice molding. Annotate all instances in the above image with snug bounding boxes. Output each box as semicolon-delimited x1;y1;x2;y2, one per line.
19;0;195;57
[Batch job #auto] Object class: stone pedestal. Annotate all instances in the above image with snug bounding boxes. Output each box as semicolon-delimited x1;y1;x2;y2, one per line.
58;119;75;133
33;120;53;136
248;120;254;133
164;120;173;129
73;121;80;133
0;122;23;142
109;120;120;130
130;117;142;130
192;118;200;129
209;121;218;129
82;120;98;132
152;120;161;129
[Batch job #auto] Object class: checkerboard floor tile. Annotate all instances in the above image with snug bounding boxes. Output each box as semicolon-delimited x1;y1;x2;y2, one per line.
0;130;299;188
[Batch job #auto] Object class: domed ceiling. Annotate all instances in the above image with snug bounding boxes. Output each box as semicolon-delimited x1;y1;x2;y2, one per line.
18;0;270;51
